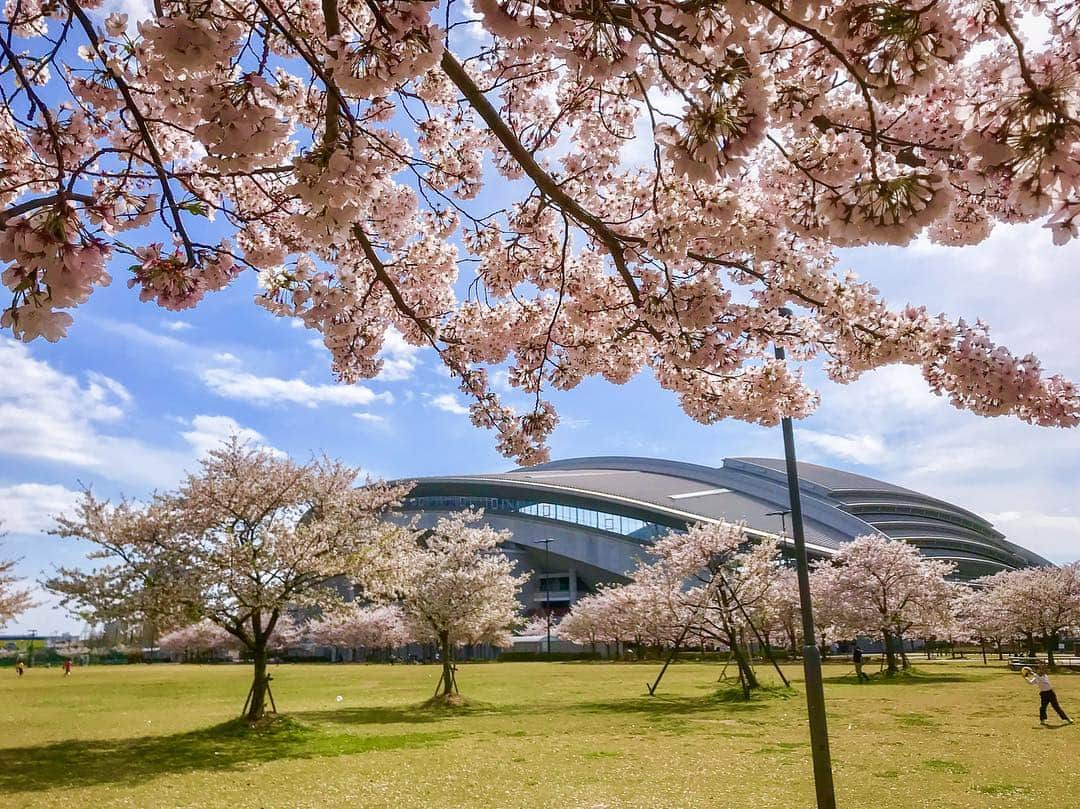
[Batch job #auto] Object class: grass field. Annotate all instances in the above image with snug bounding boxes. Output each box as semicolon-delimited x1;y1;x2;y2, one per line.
0;659;1076;808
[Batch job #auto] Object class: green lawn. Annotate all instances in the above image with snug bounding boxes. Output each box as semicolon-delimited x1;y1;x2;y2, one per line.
0;659;1076;807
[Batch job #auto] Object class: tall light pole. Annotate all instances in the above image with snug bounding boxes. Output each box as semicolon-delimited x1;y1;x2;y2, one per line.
534;538;557;660
775;310;836;809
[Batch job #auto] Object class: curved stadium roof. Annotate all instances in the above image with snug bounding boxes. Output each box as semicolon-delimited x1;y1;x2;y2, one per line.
401;456;1050;583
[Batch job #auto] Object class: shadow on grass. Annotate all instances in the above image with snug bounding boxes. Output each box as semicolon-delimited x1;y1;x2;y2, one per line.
579;684;794;718
0;715;455;794
296;705;448;726
823;668;980;686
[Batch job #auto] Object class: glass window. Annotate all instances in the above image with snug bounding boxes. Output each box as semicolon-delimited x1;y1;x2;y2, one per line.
401;495;681;542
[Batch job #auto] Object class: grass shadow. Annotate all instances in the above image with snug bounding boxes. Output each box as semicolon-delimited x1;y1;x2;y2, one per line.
0;715;454;794
823;669;980;686
295;705;447;726
579;684;793;719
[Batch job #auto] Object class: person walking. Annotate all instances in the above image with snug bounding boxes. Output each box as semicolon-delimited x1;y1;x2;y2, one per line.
1022;663;1073;725
853;644;870;682
15;660;24;677
63;658;73;677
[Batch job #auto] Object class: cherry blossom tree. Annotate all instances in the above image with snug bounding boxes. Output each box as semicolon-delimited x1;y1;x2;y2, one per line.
650;524;780;694
46;438;412;720
975;564;1080;665
0;558;33;628
160;615;303;660
2;2;1078;464
305;603;411;660
1;524;34;627
813;535;957;675
381;511;525;700
559;586;634;658
765;566;802;657
158;618;238;660
566;521;781;694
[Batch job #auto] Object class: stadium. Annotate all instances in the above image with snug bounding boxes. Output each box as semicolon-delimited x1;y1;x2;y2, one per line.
400;456;1051;616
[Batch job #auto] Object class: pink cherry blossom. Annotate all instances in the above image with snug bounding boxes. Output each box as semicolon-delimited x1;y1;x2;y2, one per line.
2;1;1078;462
47;437;414;720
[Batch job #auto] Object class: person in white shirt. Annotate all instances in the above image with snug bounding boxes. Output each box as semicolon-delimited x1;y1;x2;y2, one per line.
1022;663;1073;725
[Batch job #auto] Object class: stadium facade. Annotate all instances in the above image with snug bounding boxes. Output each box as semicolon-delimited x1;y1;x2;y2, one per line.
401;456;1050;615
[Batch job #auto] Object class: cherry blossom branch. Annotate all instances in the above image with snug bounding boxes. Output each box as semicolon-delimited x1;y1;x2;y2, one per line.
0;192;96;227
64;0;197;266
0;33;67;181
439;49;646;308
749;0;882;179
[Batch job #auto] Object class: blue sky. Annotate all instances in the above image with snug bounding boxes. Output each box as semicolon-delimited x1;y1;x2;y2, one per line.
3;3;1079;635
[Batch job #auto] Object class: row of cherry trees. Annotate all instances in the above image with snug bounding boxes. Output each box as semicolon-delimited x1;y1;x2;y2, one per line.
47;440;526;718
959;564;1080;666
562;525;1080;688
159;604;415;662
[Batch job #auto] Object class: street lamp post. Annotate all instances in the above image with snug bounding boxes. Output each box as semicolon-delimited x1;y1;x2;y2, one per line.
766;509;791;538
774;312;837;809
534;538;557;660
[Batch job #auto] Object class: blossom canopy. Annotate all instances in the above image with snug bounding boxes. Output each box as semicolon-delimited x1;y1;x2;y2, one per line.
2;0;1079;462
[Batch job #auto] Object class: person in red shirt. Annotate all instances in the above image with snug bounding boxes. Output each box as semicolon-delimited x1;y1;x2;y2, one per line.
63;658;73;676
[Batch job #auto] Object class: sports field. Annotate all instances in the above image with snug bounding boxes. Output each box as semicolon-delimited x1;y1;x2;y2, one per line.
0;660;1075;808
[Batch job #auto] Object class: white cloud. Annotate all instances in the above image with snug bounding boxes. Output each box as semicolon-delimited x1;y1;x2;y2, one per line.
785;224;1080;564
376;328;422;381
491;368;514;393
0;339;281;490
796;430;889;466
181;415;283;458
161;320;192;332
430;394;470;415
92;318;188;352
353;412;386;424
213;352;239;364
200;367;393;408
798;352;1080;563
982;510;1080;563
85;372;133;408
0;339;184;484
0;484;81;535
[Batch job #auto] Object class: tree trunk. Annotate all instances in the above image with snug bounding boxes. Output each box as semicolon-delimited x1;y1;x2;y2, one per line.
716;587;758;694
1046;634;1058;667
245;642;270;721
438;631;455;697
1025;631;1036;656
897;633;910;670
882;629;899;675
729;634;758;692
